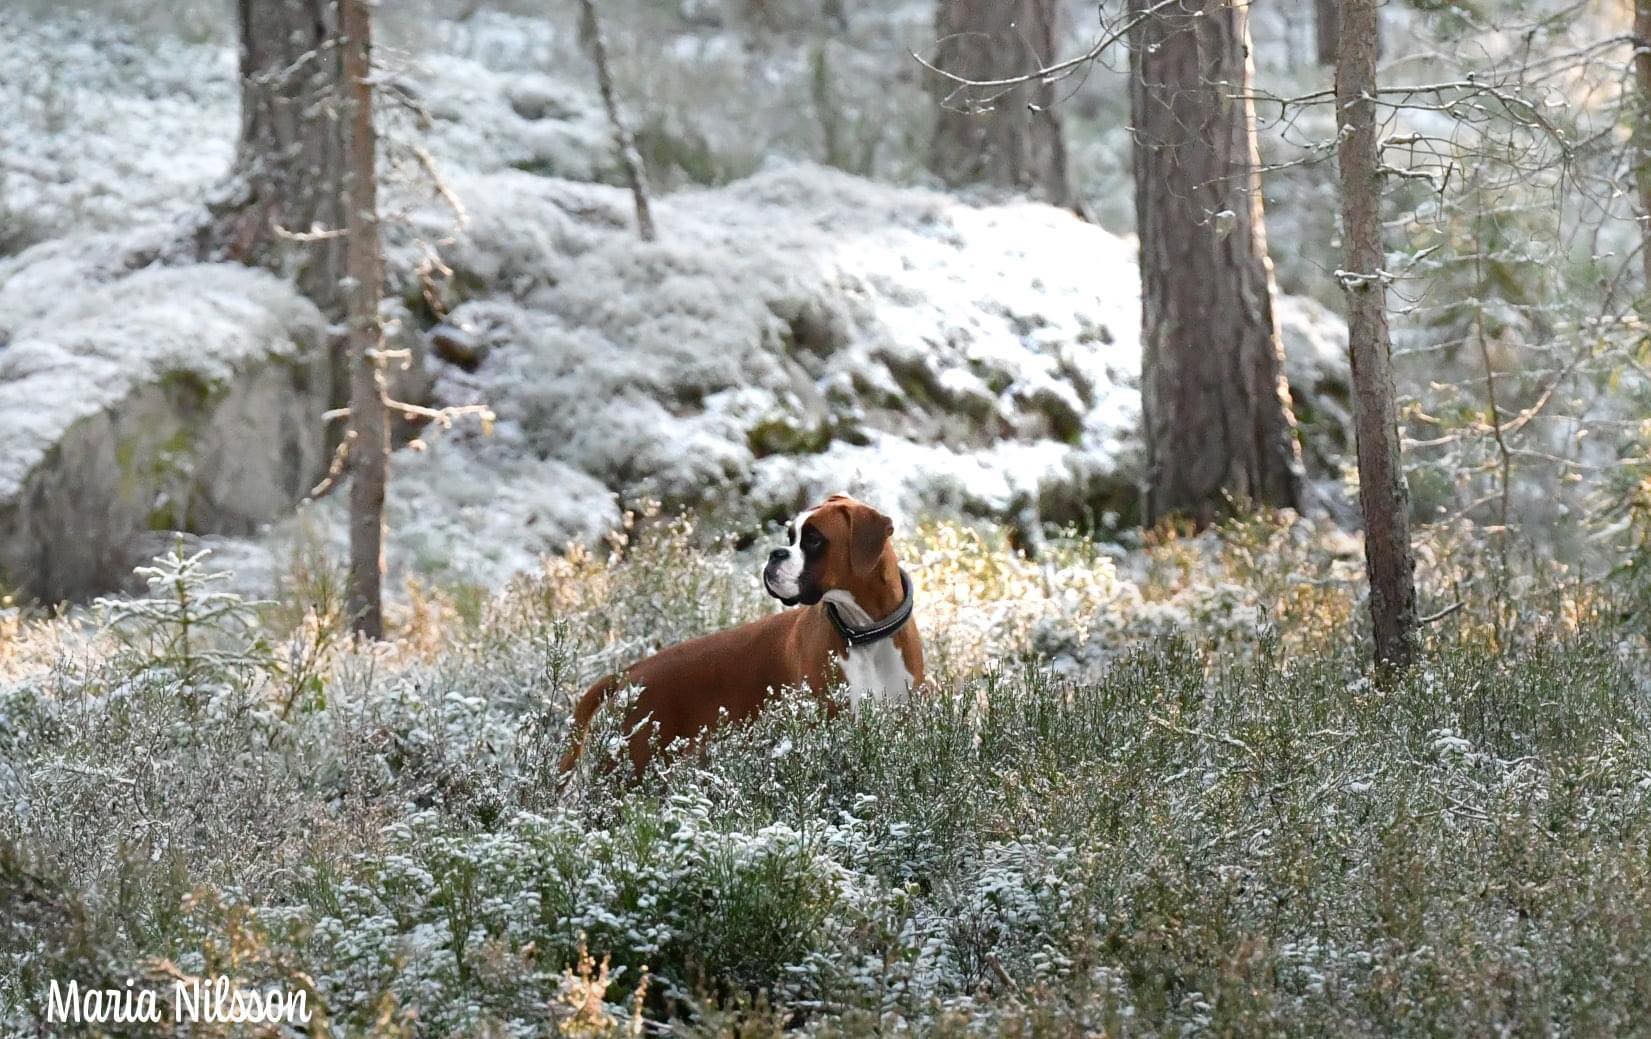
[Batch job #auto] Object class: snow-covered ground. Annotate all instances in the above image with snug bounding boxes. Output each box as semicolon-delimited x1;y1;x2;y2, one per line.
0;5;1351;598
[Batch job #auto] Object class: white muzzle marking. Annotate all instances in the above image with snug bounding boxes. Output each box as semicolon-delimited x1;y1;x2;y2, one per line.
762;508;814;600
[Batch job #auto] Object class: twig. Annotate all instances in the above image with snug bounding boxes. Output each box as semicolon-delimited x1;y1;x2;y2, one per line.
385;399;495;431
911;0;1180;93
579;0;656;242
1148;714;1258;760
308;430;354;500
270;221;350;242
1420;601;1465;624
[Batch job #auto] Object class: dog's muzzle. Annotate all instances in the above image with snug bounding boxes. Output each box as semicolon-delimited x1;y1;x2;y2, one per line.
763;547;802;605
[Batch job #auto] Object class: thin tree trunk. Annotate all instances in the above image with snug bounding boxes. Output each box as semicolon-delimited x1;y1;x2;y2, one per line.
928;0;1072;207
1129;0;1305;527
200;0;350;410
579;0;656;242
341;0;388;639
1335;0;1417;676
1634;0;1651;292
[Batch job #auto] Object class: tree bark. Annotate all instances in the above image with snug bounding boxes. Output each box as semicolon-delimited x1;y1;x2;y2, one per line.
200;0;350;408
202;0;384;632
1128;0;1305;528
1316;1;1380;67
1315;0;1339;66
340;0;388;640
1335;0;1417;675
928;0;1073;207
1634;0;1651;293
579;0;656;242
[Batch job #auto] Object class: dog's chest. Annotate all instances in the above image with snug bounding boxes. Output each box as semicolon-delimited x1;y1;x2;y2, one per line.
836;640;913;710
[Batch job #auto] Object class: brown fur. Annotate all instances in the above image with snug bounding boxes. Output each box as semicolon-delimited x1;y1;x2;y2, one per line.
558;496;924;775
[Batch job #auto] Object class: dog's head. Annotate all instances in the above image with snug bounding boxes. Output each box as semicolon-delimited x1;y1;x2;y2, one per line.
762;495;894;606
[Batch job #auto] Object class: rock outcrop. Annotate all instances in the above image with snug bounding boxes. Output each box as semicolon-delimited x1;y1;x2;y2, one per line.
390;167;1149;539
0;259;328;602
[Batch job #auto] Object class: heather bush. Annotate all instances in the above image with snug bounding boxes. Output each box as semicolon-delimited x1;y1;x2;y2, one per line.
3;515;1649;1035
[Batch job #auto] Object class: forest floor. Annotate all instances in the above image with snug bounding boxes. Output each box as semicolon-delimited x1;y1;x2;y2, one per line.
3;513;1649;1036
4;2;1650;1034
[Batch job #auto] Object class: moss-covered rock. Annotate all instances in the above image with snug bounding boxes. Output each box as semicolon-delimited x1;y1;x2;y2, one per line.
0;260;328;602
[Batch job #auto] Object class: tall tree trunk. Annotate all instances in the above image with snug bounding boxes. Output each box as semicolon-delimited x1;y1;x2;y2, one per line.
1634;0;1651;292
1128;0;1305;528
1314;0;1339;66
1316;1;1380;67
203;0;384;633
1335;0;1418;675
579;0;656;242
928;0;1073;207
200;0;350;409
341;0;388;640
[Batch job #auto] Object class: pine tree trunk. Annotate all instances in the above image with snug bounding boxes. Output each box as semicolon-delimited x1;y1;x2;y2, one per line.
579;0;656;242
1316;1;1380;67
200;0;350;407
928;0;1072;207
1634;0;1651;293
1315;0;1339;66
341;0;388;640
200;0;383;631
1129;0;1305;528
1335;0;1417;676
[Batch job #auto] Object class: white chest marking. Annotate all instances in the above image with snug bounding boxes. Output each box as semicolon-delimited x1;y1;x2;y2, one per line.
822;590;914;710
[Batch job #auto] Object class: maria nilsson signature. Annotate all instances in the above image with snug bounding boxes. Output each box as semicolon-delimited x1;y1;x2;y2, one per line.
47;976;311;1026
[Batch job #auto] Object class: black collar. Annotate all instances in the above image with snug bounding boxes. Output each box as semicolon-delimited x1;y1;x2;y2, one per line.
825;568;915;648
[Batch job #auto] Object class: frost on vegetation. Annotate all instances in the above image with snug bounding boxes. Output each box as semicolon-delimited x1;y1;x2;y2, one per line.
397;165;1144;537
94;539;266;684
0;14;235;244
0;6;1356;598
2;3;1649;1033
4;518;1651;1035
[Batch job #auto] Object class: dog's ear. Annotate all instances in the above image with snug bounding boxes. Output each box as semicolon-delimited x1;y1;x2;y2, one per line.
849;504;893;574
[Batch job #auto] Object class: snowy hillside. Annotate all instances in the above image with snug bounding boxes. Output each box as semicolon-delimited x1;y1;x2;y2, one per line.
0;7;1349;598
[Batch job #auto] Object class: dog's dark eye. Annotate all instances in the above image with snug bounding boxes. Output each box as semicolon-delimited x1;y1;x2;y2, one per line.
786;524;796;543
802;528;824;549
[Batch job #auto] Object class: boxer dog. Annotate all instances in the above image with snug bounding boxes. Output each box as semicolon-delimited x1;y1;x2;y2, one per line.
559;494;924;775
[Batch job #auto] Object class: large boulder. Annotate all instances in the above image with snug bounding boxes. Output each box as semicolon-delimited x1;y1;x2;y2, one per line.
0;257;328;602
